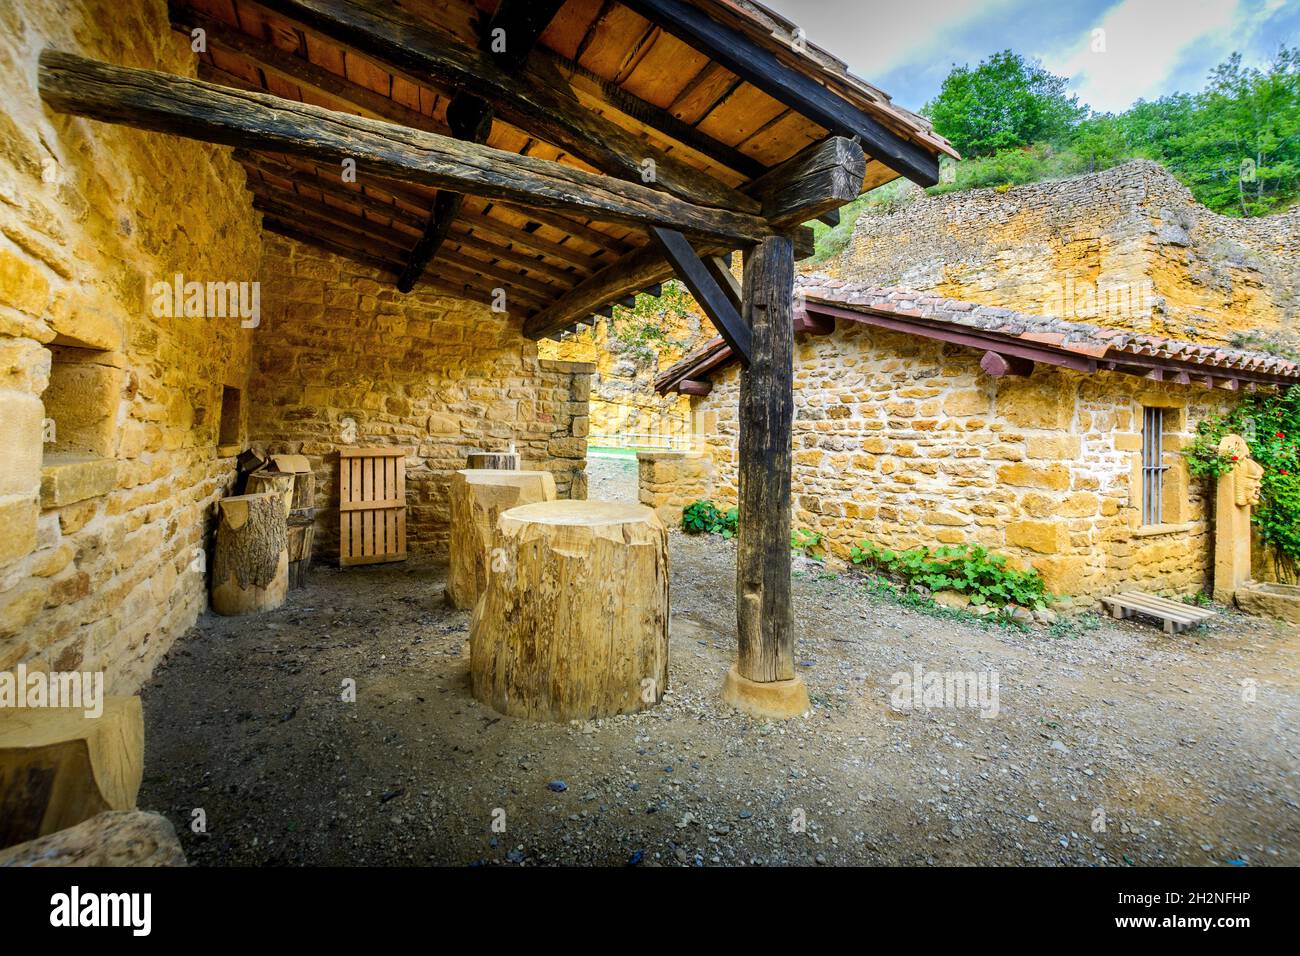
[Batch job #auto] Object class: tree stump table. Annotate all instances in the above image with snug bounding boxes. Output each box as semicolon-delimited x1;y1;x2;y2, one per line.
447;469;556;610
470;500;669;721
211;492;288;616
466;450;520;470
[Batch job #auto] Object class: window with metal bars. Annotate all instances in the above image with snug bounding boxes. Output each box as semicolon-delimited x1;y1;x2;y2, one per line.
1141;407;1169;525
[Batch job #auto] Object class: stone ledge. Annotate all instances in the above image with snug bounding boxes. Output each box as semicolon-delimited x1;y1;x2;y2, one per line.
539;359;597;375
40;454;117;509
1132;521;1196;538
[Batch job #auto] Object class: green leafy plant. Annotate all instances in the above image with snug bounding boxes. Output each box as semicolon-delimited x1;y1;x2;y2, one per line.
1185;384;1300;580
849;541;1051;609
681;500;738;539
791;528;825;559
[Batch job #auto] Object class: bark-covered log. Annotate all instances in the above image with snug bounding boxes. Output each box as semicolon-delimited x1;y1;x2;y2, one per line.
447;469;555;610
470;501;669;721
466;451;520;470
211;492;289;616
0;697;144;849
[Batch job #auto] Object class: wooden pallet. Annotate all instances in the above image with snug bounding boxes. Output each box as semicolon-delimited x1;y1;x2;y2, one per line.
1100;591;1216;634
339;447;409;567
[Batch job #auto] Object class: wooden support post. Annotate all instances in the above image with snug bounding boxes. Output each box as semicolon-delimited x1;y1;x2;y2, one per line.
722;235;808;719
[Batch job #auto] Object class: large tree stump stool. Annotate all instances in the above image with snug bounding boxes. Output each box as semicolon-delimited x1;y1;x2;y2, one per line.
470;500;669;721
448;469;556;610
0;697;144;849
211;492;288;616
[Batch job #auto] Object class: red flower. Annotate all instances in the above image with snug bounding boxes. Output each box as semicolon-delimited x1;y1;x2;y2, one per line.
1278;432;1286;439
1282;470;1290;476
1232;455;1240;461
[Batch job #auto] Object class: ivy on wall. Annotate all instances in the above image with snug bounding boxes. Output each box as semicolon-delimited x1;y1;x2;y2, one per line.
1185;385;1300;579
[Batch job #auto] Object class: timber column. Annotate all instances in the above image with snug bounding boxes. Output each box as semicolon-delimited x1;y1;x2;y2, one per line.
722;234;809;719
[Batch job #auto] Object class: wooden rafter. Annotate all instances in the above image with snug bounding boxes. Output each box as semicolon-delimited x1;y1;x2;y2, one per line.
252;0;761;212
650;227;750;366
619;0;941;186
37;51;776;246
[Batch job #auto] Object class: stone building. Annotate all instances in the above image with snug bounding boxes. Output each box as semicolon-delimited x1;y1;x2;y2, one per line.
643;165;1300;602
0;0;591;692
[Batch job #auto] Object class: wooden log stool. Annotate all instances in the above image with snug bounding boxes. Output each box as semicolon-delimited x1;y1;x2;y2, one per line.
470;500;669;721
271;454;317;589
448;469;556;610
0;697;144;849
211;492;289;616
466;450;520;470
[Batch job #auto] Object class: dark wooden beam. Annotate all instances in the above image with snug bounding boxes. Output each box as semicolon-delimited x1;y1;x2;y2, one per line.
744;136;866;228
677;378;713;397
650;227;752;367
543;51;766;180
38;51;775;245
620;0;941;186
523;245;679;340
251;191;414;255
253;0;760;212
398;93;493;292
172;5;449;135
483;0;567;71
980;351;1035;377
735;235;796;683
793;307;834;336
235;152;428;228
701;253;741;310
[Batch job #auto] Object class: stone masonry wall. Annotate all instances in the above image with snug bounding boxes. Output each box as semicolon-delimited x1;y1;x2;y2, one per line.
540;291;702;449
249;235;593;560
0;0;263;691
838;161;1300;349
690;323;1236;602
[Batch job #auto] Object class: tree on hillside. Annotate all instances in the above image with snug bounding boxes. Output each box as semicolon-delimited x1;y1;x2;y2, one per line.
924;50;1085;156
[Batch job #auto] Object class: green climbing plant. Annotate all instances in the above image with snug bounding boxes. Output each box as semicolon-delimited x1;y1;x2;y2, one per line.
1184;385;1300;579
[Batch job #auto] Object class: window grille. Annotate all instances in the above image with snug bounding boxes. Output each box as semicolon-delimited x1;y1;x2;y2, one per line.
1141;407;1168;525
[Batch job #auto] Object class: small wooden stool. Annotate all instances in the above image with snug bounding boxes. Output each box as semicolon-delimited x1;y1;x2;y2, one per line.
470;500;669;721
211;492;288;616
447;469;556;610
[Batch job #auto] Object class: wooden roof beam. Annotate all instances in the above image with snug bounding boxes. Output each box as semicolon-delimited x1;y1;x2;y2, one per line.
620;0;941;186
252;0;759;212
170;5;450;135
744;136;866;229
651;227;751;366
38;51;775;246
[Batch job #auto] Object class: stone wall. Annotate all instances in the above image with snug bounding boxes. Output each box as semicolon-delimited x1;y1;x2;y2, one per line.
838;160;1300;349
540;288;703;449
0;0;262;691
249;236;593;560
687;323;1236;601
637;450;714;525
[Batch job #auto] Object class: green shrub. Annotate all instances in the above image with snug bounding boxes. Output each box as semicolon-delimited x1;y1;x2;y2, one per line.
681;500;737;539
849;541;1050;609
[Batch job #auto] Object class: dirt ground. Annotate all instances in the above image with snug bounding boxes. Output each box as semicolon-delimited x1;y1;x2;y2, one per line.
138;527;1299;867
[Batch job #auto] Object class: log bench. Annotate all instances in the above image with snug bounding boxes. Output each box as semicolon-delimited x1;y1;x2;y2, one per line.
470;500;669;721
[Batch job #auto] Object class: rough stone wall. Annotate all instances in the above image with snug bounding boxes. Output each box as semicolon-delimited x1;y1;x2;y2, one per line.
0;0;262;691
839;161;1300;349
249;236;593;560
691;324;1235;601
540;294;702;448
636;450;713;525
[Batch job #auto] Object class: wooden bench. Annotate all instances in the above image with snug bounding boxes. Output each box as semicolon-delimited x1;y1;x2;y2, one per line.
1100;591;1216;634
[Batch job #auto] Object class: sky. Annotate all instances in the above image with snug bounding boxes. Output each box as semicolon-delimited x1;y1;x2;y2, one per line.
762;0;1300;115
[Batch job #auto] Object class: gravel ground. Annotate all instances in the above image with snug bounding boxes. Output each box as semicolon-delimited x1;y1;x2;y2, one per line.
139;533;1298;867
584;453;639;503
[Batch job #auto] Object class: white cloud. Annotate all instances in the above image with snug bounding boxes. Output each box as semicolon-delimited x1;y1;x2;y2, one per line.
1040;0;1281;112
